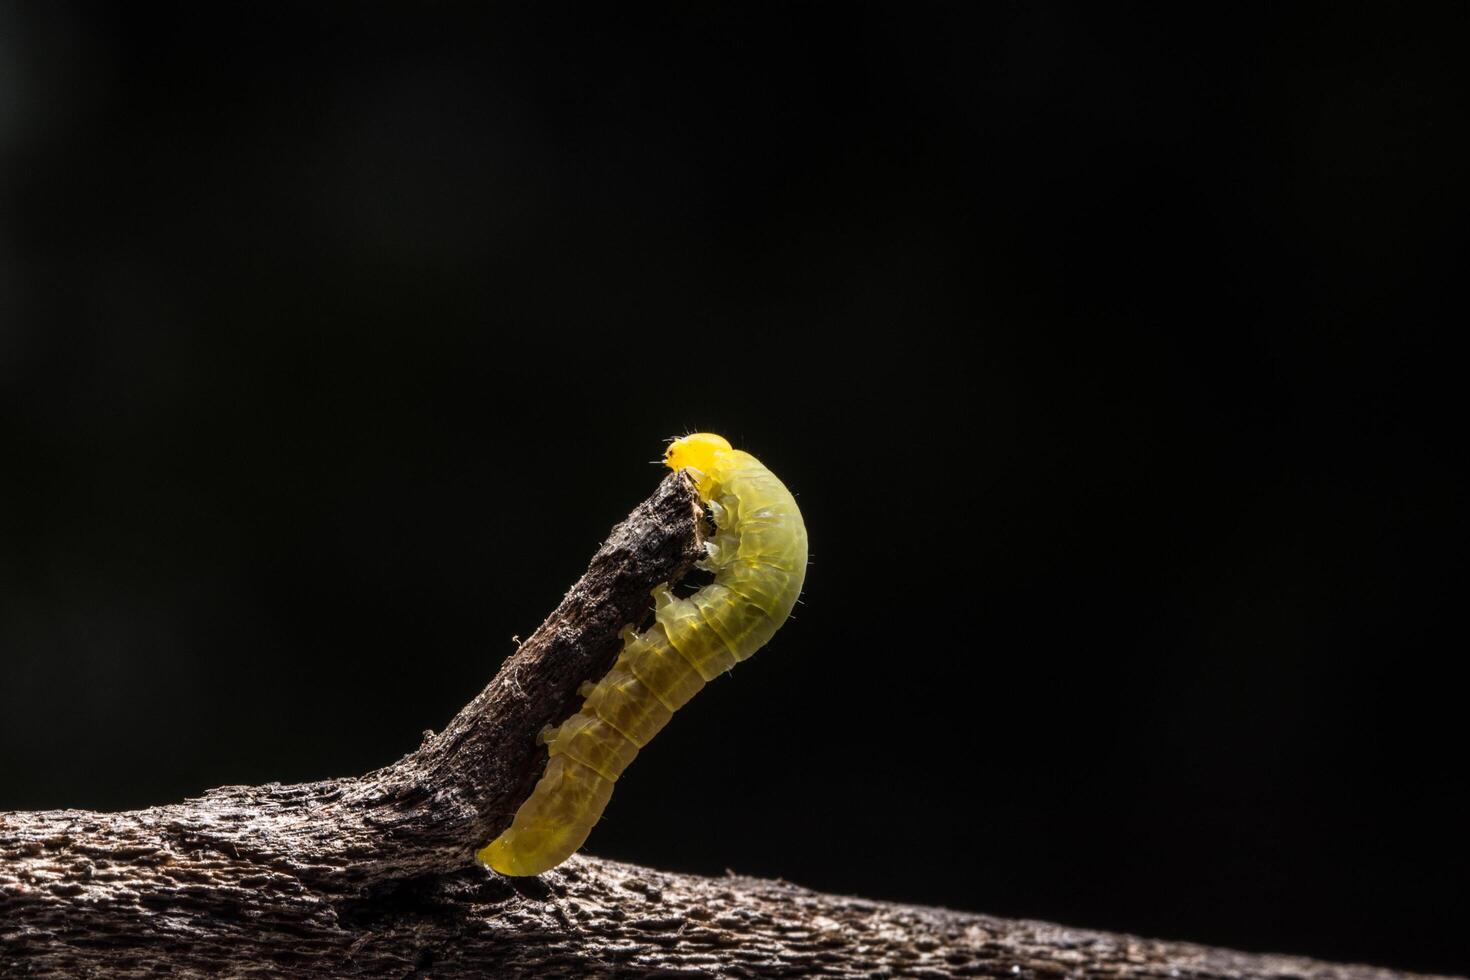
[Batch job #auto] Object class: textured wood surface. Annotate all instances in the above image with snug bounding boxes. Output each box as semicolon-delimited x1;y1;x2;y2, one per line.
0;472;1453;979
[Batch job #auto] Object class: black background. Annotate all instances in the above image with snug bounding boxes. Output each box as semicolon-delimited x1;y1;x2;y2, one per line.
1;3;1464;974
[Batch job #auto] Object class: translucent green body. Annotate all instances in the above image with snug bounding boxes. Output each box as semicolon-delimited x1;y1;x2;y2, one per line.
478;435;807;876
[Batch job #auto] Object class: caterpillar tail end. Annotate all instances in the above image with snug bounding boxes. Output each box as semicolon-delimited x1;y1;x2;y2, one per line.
477;833;542;877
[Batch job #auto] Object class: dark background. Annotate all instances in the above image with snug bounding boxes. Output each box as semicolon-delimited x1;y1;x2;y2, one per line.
1;3;1463;974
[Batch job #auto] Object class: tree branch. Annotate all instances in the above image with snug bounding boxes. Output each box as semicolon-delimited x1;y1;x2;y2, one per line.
0;473;1454;979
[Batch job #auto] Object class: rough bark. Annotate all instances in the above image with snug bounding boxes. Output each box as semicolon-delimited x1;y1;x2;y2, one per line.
0;472;1454;979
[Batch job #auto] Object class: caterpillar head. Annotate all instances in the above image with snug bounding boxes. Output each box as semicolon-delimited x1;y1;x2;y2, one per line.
664;432;731;491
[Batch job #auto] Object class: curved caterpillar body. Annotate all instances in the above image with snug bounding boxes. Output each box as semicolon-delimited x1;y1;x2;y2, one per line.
478;433;807;876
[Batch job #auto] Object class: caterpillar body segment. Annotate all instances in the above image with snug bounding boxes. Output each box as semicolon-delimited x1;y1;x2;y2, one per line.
622;624;706;709
478;433;806;876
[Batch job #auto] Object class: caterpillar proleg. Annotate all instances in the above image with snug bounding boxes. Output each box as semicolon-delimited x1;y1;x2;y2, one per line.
477;433;807;876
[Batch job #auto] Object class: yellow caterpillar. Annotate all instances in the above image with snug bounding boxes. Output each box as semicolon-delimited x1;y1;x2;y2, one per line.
478;433;807;876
